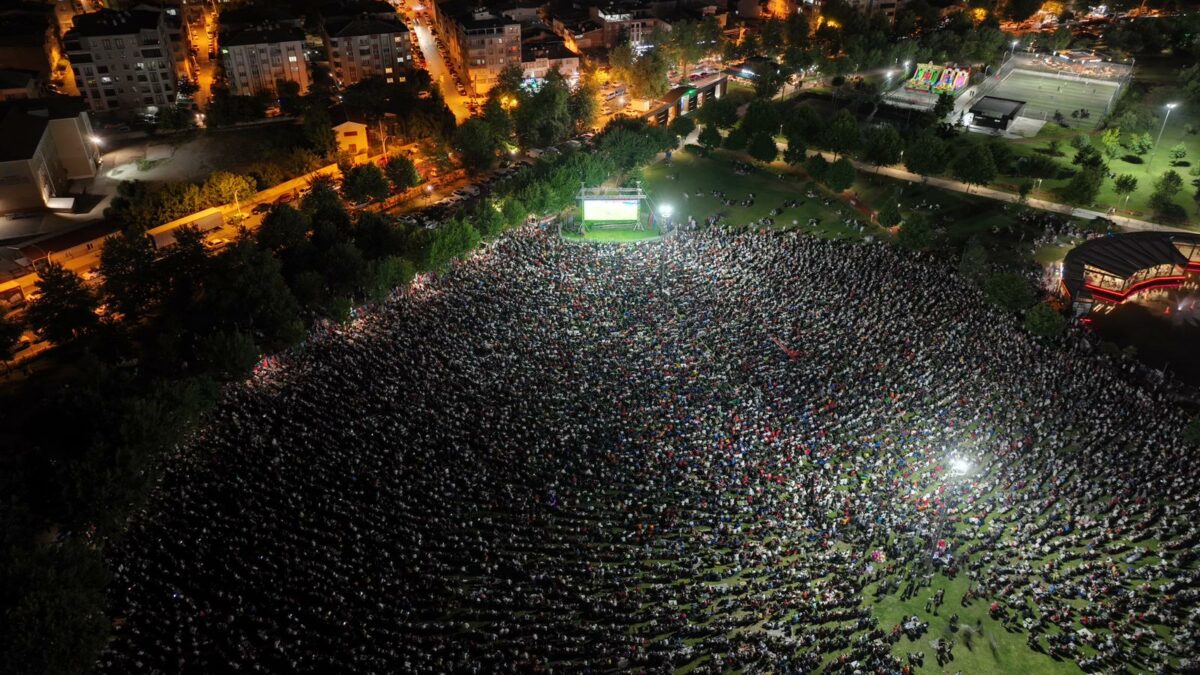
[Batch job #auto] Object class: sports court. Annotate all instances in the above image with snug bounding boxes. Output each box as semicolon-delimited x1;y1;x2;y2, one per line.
985;69;1119;130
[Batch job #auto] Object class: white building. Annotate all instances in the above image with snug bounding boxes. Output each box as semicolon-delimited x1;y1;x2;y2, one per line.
0;97;100;213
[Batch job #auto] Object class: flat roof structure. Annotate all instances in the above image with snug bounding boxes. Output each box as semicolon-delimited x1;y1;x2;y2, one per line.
1062;232;1200;303
970;96;1026;118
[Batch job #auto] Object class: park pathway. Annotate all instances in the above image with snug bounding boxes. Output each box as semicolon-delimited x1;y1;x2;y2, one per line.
778;142;1195;234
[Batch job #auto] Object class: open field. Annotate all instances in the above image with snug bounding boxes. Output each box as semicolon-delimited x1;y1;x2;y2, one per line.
643;151;885;240
562;227;663;243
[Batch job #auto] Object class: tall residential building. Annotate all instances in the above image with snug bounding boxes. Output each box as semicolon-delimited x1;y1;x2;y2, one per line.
219;24;309;97
322;15;412;86
63;8;183;117
448;10;521;95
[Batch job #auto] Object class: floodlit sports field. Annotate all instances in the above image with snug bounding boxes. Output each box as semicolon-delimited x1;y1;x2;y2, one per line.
986;70;1119;130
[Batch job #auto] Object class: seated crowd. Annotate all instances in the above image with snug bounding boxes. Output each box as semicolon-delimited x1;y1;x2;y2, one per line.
100;227;1199;673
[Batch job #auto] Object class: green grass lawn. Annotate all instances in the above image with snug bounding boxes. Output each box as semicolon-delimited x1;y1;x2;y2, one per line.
998;75;1200;225
853;172;1086;267
643;150;883;240
562;227;663;243
870;576;1082;675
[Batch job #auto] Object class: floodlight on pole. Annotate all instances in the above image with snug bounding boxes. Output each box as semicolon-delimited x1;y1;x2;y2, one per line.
659;204;673;219
1148;102;1179;168
950;457;972;475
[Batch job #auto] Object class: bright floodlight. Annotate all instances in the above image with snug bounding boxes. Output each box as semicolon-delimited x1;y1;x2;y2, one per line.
1012;39;1019;47
659;204;673;218
1166;102;1179;110
950;458;971;475
89;134;103;145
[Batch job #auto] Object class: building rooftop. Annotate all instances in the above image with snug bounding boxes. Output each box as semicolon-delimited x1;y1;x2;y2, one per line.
1065;232;1195;281
325;15;408;38
0;97;87;163
67;8;162;38
217;5;302;29
0;6;50;46
0;69;37;89
522;41;576;62
969;96;1026;118
319;0;398;19
459;13;519;31
220;24;307;47
328;103;368;126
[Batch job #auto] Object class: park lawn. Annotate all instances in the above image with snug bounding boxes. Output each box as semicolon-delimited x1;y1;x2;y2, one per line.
562;227;663;243
853;173;1059;267
999;80;1200;225
869;576;1082;675
1034;240;1081;265
642;151;871;240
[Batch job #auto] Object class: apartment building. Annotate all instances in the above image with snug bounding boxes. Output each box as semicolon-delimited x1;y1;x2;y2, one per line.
449;10;521;95
589;3;668;48
846;0;909;20
219;24;309;97
0;96;99;213
322;15;412;86
521;41;579;82
63;8;184;117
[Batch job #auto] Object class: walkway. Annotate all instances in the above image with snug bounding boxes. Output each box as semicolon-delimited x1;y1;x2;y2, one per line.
781;142;1194;234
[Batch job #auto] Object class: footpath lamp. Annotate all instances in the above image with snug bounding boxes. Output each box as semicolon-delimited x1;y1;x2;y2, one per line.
1148;102;1179;169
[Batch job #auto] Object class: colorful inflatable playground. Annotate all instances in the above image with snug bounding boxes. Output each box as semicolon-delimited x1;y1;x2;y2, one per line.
905;63;970;95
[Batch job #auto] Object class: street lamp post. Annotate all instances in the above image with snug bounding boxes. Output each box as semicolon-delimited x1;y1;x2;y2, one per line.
1148;102;1179;170
1008;39;1019;61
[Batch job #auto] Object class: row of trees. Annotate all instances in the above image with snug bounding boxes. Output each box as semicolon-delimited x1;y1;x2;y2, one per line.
453;67;599;174
0;118;677;674
105;171;259;231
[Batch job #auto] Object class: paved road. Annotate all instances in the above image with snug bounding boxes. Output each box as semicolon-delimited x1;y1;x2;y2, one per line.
779;142;1193;234
408;19;472;122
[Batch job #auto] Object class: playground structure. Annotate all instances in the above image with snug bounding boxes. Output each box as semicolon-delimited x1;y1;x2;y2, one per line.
905;63;970;95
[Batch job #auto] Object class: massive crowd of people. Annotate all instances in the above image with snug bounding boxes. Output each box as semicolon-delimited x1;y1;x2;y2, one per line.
100;226;1199;673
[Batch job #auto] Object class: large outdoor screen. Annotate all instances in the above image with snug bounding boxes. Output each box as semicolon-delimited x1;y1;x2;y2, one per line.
582;198;639;223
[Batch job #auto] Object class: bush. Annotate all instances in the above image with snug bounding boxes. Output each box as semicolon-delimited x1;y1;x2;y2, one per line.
723;127;748;151
984;271;1035;312
1184;416;1200;446
667;115;696;139
805;154;829;182
198;329;260;380
1024;303;1066;339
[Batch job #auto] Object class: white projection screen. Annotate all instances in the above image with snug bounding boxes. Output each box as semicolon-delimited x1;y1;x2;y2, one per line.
582;198;639;223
